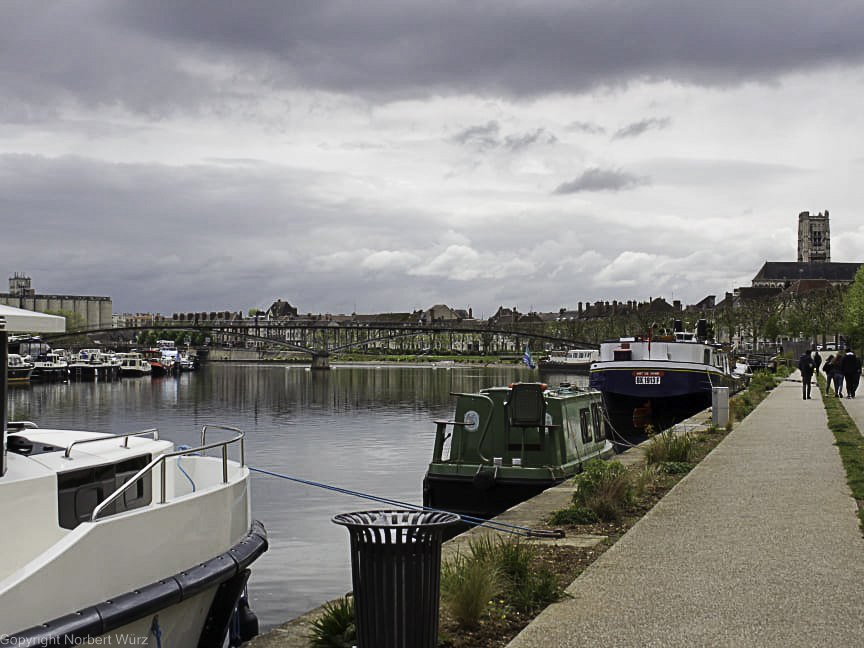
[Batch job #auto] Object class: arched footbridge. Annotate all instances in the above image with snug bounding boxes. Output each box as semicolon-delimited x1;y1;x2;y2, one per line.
46;318;598;369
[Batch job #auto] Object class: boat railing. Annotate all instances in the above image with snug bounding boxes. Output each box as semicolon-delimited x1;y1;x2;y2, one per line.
200;423;246;462
64;428;160;459
90;425;245;522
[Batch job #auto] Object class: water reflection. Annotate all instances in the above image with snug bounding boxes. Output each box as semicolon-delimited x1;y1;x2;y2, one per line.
8;363;585;629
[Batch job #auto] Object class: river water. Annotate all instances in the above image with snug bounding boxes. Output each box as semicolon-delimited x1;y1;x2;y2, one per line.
7;362;588;630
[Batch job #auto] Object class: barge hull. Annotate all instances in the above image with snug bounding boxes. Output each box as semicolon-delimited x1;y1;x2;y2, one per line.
423;472;564;520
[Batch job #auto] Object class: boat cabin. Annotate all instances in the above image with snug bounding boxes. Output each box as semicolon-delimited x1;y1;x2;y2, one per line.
434;383;609;468
424;382;614;518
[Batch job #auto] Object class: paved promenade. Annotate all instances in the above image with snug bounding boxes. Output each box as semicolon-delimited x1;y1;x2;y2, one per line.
506;372;864;648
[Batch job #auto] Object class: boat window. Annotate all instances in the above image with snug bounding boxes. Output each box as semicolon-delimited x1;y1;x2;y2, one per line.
613;349;632;361
591;402;604;442
57;455;152;529
564;407;579;456
704;349;711;365
579;408;592;443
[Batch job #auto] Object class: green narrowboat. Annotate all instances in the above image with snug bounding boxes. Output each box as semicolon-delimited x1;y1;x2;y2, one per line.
422;382;615;519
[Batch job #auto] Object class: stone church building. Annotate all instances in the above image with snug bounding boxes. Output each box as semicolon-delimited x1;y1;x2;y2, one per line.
751;210;861;289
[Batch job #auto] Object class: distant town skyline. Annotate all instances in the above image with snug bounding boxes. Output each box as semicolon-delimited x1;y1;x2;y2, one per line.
2;3;863;316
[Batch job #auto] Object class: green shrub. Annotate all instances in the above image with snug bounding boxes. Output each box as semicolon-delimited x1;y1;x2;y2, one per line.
464;535;497;563
661;461;694;474
486;540;536;586
630;463;661;497
730;391;754;422
440;553;501;629
644;428;694;464
508;566;561;614
549;506;599;525
441;537;567;627
572;459;633;521
307;597;356;648
775;363;793;379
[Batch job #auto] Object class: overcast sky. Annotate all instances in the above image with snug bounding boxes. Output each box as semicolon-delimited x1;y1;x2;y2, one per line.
2;1;863;317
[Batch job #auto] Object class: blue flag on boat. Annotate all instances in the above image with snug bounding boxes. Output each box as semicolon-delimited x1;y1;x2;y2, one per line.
523;345;536;370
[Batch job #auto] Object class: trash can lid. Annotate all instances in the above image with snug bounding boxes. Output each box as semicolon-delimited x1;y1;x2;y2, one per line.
332;509;460;529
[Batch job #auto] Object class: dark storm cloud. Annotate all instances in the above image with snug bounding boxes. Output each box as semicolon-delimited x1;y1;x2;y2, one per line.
567;121;606;135
452;121;501;150
503;129;557;151
451;122;555;152
553;168;648;194
3;1;864;112
613;118;671;139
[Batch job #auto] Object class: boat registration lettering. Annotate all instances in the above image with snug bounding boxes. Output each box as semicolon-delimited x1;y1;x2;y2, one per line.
633;371;662;385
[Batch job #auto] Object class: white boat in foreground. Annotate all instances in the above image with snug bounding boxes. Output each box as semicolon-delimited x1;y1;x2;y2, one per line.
0;304;267;646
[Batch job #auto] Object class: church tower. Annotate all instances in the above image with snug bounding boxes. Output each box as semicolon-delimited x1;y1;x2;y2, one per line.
797;210;830;263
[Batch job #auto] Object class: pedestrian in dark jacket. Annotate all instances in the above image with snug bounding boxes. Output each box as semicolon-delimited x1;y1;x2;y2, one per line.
832;353;845;396
824;354;835;395
797;349;815;400
841;350;861;398
813;348;822;378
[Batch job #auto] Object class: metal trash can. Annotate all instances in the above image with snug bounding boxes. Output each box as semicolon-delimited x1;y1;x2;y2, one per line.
333;509;459;648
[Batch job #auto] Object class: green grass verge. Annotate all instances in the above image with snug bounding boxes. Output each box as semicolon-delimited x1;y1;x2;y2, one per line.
817;374;864;533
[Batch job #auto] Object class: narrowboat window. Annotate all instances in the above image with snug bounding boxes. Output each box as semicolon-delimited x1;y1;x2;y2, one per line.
591;402;604;441
704;349;711;364
579;408;592;443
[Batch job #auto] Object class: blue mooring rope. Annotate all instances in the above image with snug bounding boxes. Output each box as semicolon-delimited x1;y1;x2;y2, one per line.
176;445;197;492
249;466;563;538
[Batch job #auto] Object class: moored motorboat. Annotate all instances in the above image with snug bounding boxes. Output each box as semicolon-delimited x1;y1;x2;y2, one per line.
538;348;599;374
30;351;69;382
117;351;152;377
7;353;34;384
423;382;615;521
589;319;741;436
0;304;267;646
67;348;120;381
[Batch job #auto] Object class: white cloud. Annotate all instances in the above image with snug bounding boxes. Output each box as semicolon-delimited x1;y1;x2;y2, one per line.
411;245;535;281
361;250;421;271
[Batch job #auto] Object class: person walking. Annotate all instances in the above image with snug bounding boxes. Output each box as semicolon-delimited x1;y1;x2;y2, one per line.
824;354;835;395
832;352;845;397
841;349;861;398
797;349;815;400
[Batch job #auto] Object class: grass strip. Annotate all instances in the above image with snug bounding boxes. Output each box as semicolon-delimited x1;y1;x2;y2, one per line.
817;374;864;533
